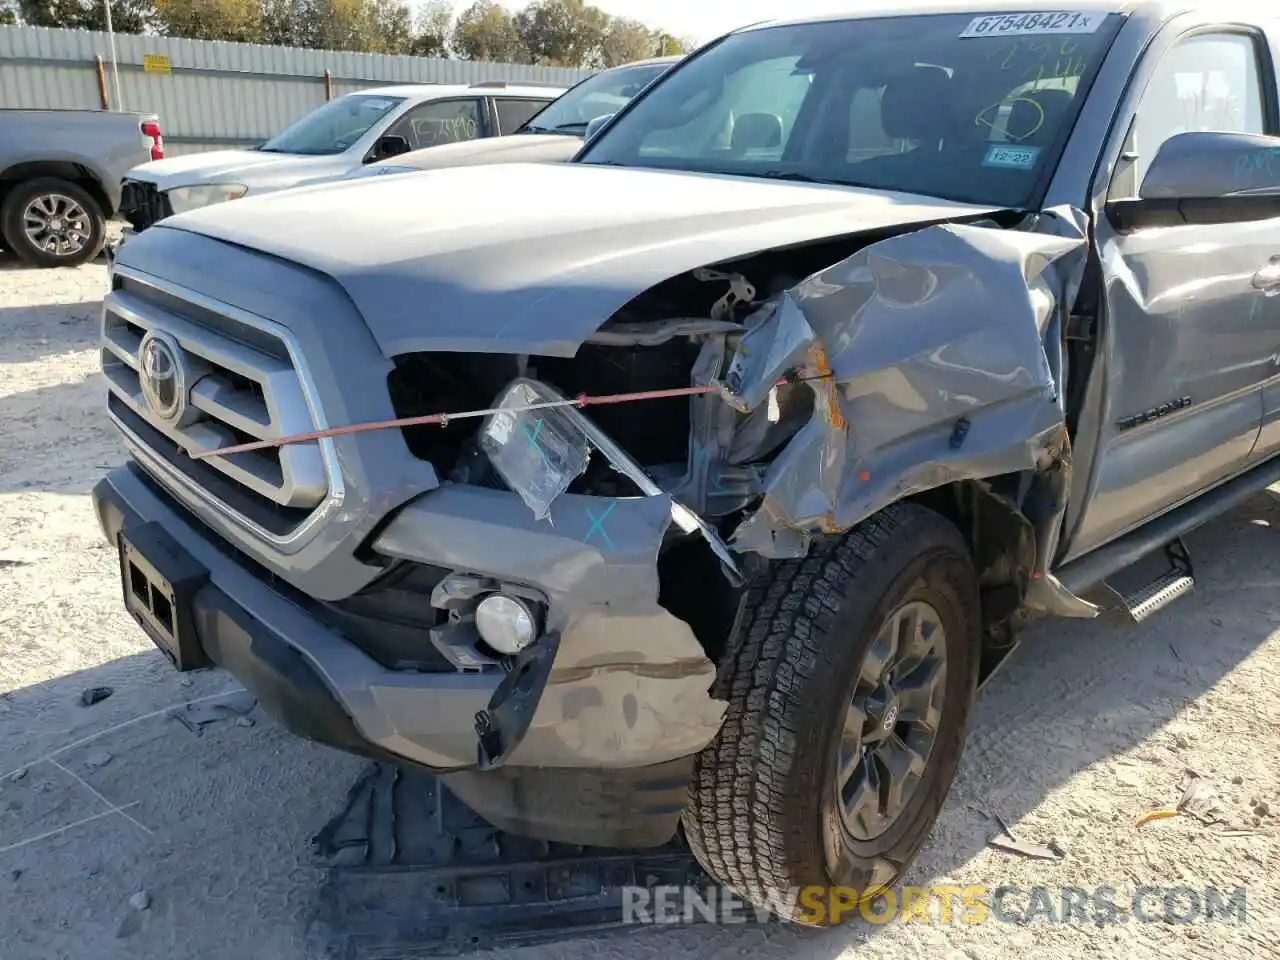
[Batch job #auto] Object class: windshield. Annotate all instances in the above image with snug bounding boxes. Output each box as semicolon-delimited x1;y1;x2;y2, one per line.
579;13;1122;207
522;61;672;134
261;94;405;155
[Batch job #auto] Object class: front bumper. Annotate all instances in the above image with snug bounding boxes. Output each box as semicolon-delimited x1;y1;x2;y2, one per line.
94;464;495;770
93;464;723;847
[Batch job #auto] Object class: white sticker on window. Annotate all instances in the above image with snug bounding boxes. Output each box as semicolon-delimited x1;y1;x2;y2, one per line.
959;12;1103;38
983;144;1042;170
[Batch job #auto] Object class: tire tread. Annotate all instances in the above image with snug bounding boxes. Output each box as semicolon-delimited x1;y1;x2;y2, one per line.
683;503;978;918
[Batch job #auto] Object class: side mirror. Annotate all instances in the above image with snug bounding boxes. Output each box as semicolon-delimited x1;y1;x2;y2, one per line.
367;134;411;163
1107;131;1280;231
1140;130;1280;200
584;113;614;141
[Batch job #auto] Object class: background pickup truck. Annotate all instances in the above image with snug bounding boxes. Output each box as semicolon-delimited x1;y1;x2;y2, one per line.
95;0;1280;926
0;108;162;267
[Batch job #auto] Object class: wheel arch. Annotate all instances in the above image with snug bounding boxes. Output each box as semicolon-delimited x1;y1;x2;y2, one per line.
0;161;114;217
906;475;1042;679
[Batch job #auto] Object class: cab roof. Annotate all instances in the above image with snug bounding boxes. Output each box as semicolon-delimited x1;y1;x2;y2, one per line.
733;0;1212;33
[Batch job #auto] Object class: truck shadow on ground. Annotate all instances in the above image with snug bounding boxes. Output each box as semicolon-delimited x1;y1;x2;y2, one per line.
0;493;1275;959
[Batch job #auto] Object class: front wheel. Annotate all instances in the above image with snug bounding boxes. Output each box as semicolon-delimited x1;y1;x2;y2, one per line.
683;503;981;924
1;178;106;268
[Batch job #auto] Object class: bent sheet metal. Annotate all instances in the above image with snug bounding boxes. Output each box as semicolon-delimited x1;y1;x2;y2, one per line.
717;211;1087;561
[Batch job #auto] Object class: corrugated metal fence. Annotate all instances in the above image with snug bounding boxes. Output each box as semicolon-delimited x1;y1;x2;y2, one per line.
0;25;591;155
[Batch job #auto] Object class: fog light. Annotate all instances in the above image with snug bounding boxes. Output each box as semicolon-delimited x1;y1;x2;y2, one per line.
475;594;539;656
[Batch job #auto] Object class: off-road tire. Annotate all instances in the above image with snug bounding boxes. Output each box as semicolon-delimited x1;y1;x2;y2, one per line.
683;503;981;924
1;178;106;268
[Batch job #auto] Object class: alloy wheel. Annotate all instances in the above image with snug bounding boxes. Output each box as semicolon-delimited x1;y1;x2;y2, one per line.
835;599;948;841
22;193;91;258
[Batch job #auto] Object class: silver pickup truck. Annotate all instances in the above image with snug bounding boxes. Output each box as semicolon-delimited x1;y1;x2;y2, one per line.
94;0;1280;922
0;108;161;267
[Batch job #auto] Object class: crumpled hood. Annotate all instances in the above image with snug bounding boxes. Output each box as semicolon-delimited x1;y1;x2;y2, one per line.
163;162;1000;357
126;149;332;191
390;133;583;170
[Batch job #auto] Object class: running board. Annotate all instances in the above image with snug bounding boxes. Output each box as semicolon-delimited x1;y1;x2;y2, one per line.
1120;571;1195;621
1106;537;1195;622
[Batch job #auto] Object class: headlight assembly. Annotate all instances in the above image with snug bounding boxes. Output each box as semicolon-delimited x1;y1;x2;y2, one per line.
165;183;248;214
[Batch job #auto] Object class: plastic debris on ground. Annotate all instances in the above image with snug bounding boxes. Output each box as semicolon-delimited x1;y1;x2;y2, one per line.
79;686;114;707
977;806;1066;861
1177;770;1227;825
169;690;258;737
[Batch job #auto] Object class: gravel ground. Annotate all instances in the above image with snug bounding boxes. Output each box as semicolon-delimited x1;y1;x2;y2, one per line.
0;253;1277;960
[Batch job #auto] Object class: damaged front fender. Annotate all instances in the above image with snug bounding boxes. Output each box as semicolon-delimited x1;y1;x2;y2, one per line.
720;212;1087;561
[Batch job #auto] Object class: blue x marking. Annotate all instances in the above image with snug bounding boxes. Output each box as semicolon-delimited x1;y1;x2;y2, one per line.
520;418;552;468
584;501;617;550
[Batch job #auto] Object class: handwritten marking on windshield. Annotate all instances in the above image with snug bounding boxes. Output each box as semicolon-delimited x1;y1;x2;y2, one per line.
973;97;1046;142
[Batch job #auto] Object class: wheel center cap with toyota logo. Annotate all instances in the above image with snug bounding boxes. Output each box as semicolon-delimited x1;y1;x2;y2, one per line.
138;331;187;425
881;701;900;732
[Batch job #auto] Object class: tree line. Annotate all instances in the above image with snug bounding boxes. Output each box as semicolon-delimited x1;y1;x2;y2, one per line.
0;0;693;67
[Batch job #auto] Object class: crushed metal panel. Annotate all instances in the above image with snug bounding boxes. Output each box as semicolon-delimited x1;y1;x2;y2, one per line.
721;215;1087;558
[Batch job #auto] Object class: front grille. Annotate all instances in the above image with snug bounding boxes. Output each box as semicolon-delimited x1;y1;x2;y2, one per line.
314;564;457;672
118;179;172;232
101;272;331;537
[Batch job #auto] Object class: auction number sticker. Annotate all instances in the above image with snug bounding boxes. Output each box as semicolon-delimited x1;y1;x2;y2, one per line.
959;12;1103;38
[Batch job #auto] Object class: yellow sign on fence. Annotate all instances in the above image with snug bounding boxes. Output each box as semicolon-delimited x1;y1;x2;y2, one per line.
143;54;171;75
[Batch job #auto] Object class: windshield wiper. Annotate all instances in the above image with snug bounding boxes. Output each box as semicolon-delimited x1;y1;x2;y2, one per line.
755;170;857;187
552;121;589;133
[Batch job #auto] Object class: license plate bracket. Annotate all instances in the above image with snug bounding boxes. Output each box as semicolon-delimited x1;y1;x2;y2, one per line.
118;522;212;672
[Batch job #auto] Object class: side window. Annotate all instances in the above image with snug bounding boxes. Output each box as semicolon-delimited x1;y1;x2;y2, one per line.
388;99;485;150
635;57;811;159
1129;33;1267;190
495;98;549;134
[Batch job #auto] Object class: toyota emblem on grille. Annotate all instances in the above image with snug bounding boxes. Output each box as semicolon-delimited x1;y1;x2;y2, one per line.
138;332;187;424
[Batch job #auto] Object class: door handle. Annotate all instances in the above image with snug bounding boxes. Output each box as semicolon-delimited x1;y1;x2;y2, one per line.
1253;255;1280;295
